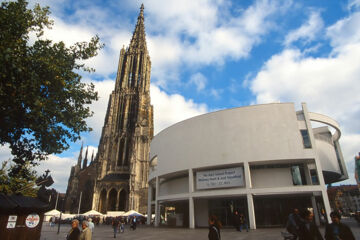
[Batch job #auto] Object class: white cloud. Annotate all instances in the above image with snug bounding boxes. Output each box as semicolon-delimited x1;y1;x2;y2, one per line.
348;0;360;11
326;12;360;49
340;134;360;165
237;0;287;36
210;88;223;99
284;11;324;46
147;35;183;87
250;44;360;130
189;73;207;92
249;9;360;184
35;144;98;192
144;0;218;35
36;16;121;77
83;79;115;141
143;0;293;87
30;0;293;89
150;85;208;134
42;17;95;46
35;154;75;192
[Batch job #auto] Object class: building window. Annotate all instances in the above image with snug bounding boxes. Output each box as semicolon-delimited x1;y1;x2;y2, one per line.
291;166;303;185
310;169;319;185
300;130;312;148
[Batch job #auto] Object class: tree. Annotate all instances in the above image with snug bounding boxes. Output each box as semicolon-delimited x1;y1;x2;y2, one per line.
0;160;38;197
0;0;103;181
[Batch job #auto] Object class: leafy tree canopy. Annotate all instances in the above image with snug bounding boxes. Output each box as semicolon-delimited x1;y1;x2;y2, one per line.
0;0;103;181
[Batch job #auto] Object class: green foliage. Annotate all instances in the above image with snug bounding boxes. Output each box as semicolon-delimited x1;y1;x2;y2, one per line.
0;160;38;197
0;0;103;180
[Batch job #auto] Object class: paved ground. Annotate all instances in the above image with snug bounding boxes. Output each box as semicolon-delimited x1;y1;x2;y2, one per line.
41;218;359;240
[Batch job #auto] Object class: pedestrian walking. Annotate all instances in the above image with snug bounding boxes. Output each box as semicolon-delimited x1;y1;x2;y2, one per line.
119;218;125;233
112;218;119;238
298;209;323;240
49;216;55;227
79;220;92;240
88;218;94;233
233;211;240;231
286;208;301;239
325;211;355;240
67;219;81;240
208;215;222;240
239;213;249;232
130;216;137;230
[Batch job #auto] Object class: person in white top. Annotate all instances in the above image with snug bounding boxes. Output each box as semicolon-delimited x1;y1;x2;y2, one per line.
87;218;95;233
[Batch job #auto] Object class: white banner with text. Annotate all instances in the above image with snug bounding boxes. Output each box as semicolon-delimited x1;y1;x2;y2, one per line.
196;167;244;190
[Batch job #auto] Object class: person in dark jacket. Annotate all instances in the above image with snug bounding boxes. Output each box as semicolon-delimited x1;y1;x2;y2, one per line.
286;208;301;239
298;209;323;240
325;211;355;240
67;219;81;240
130;216;137;230
208;215;222;240
233;211;240;231
112;218;119;238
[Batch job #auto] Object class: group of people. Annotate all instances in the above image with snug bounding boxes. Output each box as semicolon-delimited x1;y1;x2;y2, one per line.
233;211;249;232
208;208;356;240
67;218;94;240
111;216;138;238
286;208;355;240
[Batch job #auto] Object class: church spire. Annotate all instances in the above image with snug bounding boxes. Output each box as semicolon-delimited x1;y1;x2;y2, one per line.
90;150;94;163
83;146;88;169
114;3;151;92
77;142;83;166
129;3;147;52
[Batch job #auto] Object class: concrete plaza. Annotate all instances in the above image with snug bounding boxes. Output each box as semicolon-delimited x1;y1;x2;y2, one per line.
40;218;359;240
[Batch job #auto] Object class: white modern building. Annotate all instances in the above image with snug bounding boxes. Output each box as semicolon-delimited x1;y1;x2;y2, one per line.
147;103;348;229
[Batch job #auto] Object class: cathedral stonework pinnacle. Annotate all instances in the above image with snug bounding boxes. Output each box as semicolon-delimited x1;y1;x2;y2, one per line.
64;4;153;215
91;4;153;214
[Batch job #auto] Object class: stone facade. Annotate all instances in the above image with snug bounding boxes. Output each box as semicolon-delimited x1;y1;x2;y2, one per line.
64;144;96;213
64;4;153;214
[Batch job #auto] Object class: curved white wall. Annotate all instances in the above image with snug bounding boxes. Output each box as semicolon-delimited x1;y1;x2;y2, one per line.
150;103;315;178
315;135;341;174
148;103;347;229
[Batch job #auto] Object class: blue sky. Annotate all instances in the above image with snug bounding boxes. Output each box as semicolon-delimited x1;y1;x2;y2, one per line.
1;0;360;192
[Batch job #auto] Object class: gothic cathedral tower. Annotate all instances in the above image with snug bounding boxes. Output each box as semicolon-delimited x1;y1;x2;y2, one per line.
92;4;153;213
